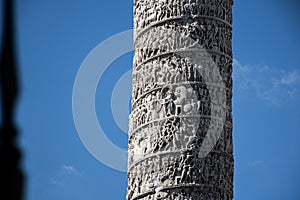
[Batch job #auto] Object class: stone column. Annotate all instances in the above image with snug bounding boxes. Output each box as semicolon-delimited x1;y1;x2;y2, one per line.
127;0;234;199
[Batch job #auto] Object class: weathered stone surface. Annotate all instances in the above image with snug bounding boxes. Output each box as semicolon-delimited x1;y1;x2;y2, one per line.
127;0;233;199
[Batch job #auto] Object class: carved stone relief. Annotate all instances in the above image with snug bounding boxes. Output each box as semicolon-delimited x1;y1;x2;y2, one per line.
127;0;233;199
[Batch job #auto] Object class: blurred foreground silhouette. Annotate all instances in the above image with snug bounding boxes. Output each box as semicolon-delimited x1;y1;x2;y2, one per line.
0;0;25;199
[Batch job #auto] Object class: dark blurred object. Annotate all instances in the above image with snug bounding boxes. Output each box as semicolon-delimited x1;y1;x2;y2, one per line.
0;0;25;199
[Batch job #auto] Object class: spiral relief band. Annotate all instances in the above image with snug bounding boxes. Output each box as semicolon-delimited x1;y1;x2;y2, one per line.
127;0;234;199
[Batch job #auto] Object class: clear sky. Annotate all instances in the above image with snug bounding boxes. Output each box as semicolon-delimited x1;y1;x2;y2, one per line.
1;0;299;199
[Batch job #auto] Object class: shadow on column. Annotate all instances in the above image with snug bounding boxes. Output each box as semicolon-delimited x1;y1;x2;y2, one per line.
0;0;25;199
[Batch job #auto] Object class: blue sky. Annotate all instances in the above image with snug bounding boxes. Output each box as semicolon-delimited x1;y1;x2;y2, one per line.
1;0;299;199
